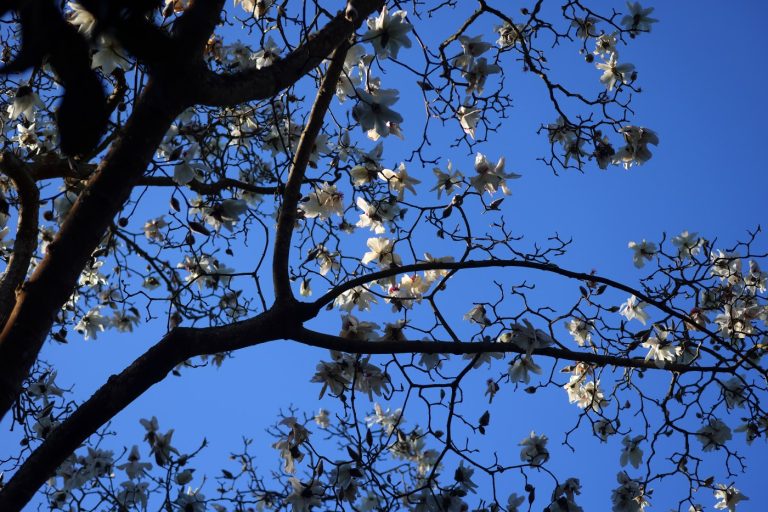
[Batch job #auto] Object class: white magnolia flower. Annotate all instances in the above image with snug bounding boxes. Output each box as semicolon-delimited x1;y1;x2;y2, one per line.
571;16;599;39
75;307;110;340
26;371;65;400
519;431;549;466
496;22;530;48
67;2;97;36
463;57;500;95
463;304;490;325
311;245;340;276
117;481;149;509
175;488;206;512
620;435;643;469
596;55;635;91
594;32;619;58
363;6;412;60
454;35;492;70
619;295;649;325
575;380;609;412
641;326;682;367
672;230;703;260
379;163;420;199
334;286;378;312
566;318;593;346
453;461;478;493
611;471;649;512
339;314;379;341
253;36;280;69
457;105;482;139
92;36;132;75
7;86;44;122
366;403;403;434
314;408;330;428
431;162;463;199
507;493;526;512
300;182;344;219
143;216;169;241
355;196;399;233
713;484;748;512
696;419;732;451
116;445;152;480
234;0;273;18
593;419;617;442
628;239;657;268
508;355;542;384
352;88;404;141
621;2;658;36
361;237;401;268
470;152;520;195
497;320;553;353
614;126;659;169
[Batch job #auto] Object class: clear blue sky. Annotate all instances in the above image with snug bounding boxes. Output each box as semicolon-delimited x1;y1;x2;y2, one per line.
2;1;767;511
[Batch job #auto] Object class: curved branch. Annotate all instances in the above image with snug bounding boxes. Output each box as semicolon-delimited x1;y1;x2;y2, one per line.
0;306;287;512
193;0;384;106
272;40;351;303
308;260;699;327
292;327;733;374
0;152;39;331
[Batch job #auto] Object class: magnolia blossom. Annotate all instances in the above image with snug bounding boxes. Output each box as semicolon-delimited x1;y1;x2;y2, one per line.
454;35;492;70
116;445;152;480
92;36;132;75
67;2;97;36
234;0;273;18
614;126;659;169
366;403;404;434
339;314;379;341
596;55;635;91
463;304;490;325
75;308;110;340
470;152;520;195
314;408;330;428
355;197;399;233
496;22;530;48
594;32;619;58
621;2;658;35
379;163;421;199
566;318;593;346
713;484;748;512
334;286;377;312
628;239;657;268
508;493;526;512
363;6;412;59
457;106;481;138
571;16;599;38
696;419;732;451
619;295;649;325
352;88;404;140
361;237;401;267
641;326;682;367
431;162;463;199
620;435;643;469
672;230;703;259
593;419;617;442
611;471;649;512
508;355;542;384
463;57;500;95
300;182;344;219
575;380;609;412
253;36;280;69
519;431;549;466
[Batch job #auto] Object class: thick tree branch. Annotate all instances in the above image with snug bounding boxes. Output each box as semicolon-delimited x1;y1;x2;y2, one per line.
291;327;733;374
0;306;289;511
0;79;185;422
272;40;351;303
0;153;39;331
193;0;384;106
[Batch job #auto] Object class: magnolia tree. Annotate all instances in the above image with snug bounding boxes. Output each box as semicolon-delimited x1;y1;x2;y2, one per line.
0;0;764;511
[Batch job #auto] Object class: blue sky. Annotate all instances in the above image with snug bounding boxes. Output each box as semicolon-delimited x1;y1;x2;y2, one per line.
2;1;767;511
